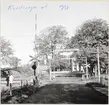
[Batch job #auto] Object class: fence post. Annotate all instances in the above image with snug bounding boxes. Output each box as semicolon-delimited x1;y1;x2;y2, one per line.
49;60;52;81
50;68;52;81
9;84;12;96
72;58;74;72
26;80;28;85
21;80;22;99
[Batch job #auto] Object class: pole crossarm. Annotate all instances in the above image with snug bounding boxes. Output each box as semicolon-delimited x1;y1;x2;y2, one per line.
53;49;98;54
59;57;87;60
54;49;79;53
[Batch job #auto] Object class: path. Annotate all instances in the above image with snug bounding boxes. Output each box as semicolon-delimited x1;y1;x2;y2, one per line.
23;83;108;104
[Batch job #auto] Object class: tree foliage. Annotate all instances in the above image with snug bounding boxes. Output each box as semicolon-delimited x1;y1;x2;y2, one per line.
0;36;14;65
0;36;21;67
34;25;69;63
68;19;109;74
9;56;21;67
75;19;108;47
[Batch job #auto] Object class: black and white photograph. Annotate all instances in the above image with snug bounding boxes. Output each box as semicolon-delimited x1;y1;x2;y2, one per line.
0;0;109;104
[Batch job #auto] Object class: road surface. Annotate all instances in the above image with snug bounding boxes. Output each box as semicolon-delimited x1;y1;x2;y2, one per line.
23;83;108;104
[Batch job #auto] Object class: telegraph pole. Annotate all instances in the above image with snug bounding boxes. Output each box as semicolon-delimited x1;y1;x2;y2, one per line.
97;46;100;82
34;14;39;74
35;14;37;55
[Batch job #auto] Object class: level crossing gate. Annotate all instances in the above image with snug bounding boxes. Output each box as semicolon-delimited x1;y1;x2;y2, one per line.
48;49;89;81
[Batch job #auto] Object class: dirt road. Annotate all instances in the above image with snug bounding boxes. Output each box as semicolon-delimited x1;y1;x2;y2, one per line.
23;83;108;104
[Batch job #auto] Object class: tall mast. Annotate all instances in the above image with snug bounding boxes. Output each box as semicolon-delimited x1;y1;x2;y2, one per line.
35;14;37;57
34;14;39;74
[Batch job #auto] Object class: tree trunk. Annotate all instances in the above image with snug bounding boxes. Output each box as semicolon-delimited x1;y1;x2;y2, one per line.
86;57;89;79
79;63;81;72
45;54;49;65
89;63;94;76
95;65;97;77
52;51;54;59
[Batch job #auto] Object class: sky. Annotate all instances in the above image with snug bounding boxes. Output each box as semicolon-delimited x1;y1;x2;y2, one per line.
1;0;109;64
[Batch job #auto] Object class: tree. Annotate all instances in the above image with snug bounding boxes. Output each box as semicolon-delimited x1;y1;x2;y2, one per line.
0;36;21;68
34;25;68;64
9;56;21;68
0;36;13;65
20;64;33;76
68;19;109;76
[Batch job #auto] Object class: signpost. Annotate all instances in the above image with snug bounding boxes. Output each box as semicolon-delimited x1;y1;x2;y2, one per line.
32;61;38;85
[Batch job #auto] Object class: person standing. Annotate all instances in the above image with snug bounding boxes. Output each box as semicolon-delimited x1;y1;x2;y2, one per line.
9;71;14;96
9;72;14;87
